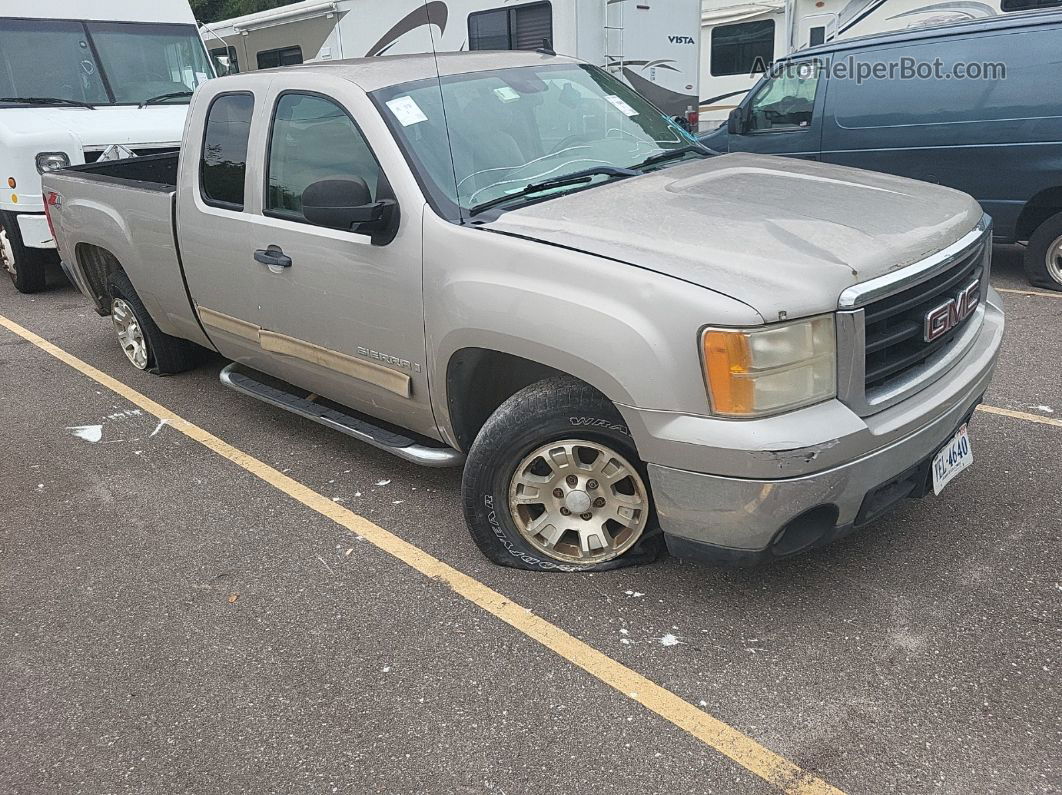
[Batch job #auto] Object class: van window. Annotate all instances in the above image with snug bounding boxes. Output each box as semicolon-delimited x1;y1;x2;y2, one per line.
747;60;821;132
469;2;553;51
210;45;239;76
1002;0;1062;9
711;20;775;77
266;93;381;225
257;46;303;70
831;31;1059;129
201;93;254;210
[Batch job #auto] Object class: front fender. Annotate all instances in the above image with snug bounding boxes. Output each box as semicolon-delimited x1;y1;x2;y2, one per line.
423;214;762;444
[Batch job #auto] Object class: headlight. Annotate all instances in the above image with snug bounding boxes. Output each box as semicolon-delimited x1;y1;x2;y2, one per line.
36;152;70;174
701;315;836;417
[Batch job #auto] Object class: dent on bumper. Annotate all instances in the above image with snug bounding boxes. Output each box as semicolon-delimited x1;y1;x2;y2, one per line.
644;292;1004;558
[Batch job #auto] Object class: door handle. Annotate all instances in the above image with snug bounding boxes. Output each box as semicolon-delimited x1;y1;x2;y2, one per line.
254;245;292;269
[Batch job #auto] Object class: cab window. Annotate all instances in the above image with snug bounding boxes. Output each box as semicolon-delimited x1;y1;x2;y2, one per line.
201;92;254;209
747;60;821;133
266;92;381;225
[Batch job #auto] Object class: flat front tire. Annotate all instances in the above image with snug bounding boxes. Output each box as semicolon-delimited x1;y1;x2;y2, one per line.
1024;211;1062;291
462;377;662;572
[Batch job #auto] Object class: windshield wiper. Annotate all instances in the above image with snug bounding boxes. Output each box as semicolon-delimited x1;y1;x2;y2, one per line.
468;165;641;217
635;143;716;170
0;96;95;109
139;91;193;108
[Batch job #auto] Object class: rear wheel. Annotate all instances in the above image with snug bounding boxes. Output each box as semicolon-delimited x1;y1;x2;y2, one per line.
462;377;662;572
106;271;197;375
1;215;48;294
1024;211;1062;291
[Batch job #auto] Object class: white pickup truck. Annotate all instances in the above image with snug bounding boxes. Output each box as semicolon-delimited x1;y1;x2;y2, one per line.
43;52;1004;571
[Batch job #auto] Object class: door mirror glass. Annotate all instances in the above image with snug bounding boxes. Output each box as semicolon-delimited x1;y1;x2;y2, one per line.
302;177;396;235
747;60;822;133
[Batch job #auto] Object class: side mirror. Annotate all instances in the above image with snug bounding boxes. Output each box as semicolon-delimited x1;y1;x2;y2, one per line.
302;177;398;244
727;107;746;136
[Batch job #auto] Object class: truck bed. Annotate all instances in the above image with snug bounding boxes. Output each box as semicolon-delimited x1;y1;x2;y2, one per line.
62;151;179;191
42;152;210;348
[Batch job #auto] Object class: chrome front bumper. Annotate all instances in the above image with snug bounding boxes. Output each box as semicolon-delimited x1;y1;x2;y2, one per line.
637;288;1004;562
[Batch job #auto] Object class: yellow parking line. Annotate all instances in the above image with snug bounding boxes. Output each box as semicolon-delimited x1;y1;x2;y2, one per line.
0;312;843;795
996;287;1062;299
977;404;1062;428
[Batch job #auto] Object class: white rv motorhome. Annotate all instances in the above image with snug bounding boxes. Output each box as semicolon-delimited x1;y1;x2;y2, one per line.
698;0;1055;124
200;0;702;121
0;0;214;293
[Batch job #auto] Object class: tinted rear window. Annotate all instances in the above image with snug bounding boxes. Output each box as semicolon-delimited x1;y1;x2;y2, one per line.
201;93;254;209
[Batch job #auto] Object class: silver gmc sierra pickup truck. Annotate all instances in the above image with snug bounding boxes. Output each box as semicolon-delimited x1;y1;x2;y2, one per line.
42;51;1004;571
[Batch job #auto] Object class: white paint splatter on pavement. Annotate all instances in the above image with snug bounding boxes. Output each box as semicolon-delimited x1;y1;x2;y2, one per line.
657;633;683;647
67;425;103;443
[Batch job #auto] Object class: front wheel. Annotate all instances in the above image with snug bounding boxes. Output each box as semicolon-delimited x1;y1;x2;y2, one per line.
1;216;48;294
1024;211;1062;291
462;377;662;572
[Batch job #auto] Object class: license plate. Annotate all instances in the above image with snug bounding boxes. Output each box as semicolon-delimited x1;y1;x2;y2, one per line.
931;424;973;495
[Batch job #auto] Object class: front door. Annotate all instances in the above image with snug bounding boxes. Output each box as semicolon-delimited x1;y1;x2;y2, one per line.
727;57;827;160
245;83;434;436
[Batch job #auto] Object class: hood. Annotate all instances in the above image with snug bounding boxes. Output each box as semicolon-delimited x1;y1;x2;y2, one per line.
0;105;188;149
483;153;984;321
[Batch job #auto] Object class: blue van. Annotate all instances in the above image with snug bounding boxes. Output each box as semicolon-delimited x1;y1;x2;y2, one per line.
701;10;1062;291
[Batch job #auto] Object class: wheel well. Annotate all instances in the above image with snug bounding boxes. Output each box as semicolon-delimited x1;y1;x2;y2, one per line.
75;244;124;315
446;349;595;451
1015;187;1062;241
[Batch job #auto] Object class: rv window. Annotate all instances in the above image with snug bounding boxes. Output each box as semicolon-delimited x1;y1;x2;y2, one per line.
809;26;826;47
266;93;382;226
201;93;255;210
468;2;553;51
257;46;303;70
711;20;775;77
1002;0;1062;9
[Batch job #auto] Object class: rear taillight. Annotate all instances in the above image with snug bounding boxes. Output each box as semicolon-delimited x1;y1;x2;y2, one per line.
43;191;60;241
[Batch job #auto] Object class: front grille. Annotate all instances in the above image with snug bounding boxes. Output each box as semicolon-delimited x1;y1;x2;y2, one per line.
861;239;986;393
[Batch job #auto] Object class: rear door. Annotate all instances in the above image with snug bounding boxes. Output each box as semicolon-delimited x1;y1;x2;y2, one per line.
178;86;289;372
726;56;828;159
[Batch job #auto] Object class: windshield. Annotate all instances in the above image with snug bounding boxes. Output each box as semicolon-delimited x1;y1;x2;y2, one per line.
373;63;698;217
0;19;212;106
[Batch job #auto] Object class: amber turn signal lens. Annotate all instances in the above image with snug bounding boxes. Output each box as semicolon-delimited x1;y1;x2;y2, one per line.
702;330;754;415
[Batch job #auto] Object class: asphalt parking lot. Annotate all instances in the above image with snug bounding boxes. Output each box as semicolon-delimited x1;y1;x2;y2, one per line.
1;246;1059;795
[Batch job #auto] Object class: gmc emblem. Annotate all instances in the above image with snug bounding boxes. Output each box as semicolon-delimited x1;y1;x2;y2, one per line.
924;280;980;342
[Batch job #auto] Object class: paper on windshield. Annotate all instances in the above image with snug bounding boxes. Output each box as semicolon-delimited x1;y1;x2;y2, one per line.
386;96;428;127
493;86;521;103
604;95;638;117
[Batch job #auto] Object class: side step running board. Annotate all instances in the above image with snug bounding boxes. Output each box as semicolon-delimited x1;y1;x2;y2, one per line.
219;362;465;468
